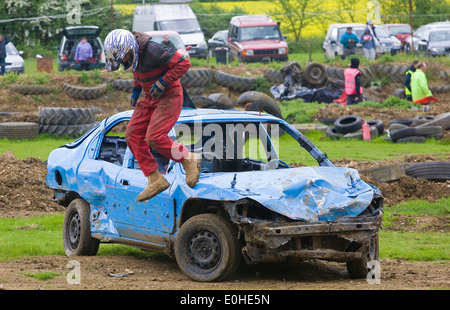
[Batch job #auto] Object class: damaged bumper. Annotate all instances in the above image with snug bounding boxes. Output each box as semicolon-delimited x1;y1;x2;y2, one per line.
236;207;383;264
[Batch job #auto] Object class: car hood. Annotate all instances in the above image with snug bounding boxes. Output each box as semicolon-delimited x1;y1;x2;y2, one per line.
5;54;24;66
179;32;205;46
429;41;450;48
395;33;410;41
183;166;376;222
238;39;288;50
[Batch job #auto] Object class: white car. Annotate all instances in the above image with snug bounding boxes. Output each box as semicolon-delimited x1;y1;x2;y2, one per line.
5;42;24;74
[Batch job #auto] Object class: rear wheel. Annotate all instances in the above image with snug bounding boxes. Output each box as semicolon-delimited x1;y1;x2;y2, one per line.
175;213;241;282
63;198;99;256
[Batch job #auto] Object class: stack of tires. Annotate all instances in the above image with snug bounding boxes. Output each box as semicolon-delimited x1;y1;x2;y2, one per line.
388;112;450;143
326;115;384;140
38;107;99;137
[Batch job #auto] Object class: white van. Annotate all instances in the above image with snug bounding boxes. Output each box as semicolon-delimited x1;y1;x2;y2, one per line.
133;4;207;58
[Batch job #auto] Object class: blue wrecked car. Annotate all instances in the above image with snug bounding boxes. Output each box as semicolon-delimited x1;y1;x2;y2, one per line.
46;108;383;282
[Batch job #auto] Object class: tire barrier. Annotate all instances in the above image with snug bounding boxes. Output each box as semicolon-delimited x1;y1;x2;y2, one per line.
0;122;39;139
180;68;213;88
38;107;98;137
62;83;108;100
388;112;449;143
214;70;255;92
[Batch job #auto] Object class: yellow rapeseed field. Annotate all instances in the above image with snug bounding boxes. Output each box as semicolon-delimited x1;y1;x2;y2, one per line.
116;1;375;38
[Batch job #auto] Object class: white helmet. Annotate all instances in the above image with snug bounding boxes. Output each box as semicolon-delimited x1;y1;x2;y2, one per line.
104;29;139;72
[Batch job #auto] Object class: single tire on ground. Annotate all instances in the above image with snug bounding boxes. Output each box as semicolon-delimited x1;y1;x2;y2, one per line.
326;126;343;140
38;107;95;125
0;122;39;139
334;115;363;134
367;120;384;135
405;161;450;182
388;118;413;127
9;84;54;95
208;93;233;106
416;112;450;131
63;83;108;100
191;96;217;108
245;99;283;119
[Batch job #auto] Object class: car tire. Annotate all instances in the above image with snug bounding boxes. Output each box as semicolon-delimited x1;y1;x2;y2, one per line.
236;91;279;110
191;96;217;108
326;126;343;140
39;123;98;137
63;198;100;256
38;107;95;125
0;122;39;139
180;69;213;88
395;136;426;143
208;93;234;106
334;115;363;134
9;85;54;95
174;213;241;282
63;83;108;100
214;70;255;92
388;118;413;127
111;79;133;92
405;161;450;182
416;112;450;131
367;120;384;135
390;126;442;142
264;69;284;84
245;99;282;119
302;62;327;86
346;235;379;279
411;115;434;127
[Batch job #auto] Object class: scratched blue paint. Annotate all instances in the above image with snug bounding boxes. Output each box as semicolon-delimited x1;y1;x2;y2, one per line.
46;109;380;246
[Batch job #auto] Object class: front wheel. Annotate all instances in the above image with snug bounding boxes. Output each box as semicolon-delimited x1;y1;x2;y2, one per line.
346;235;379;279
63;198;99;256
175;213;241;282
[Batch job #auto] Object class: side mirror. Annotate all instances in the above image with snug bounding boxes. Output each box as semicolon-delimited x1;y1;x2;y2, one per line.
19;51;24;55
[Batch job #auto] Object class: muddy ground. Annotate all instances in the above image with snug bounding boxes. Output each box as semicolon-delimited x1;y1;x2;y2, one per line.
0;66;449;291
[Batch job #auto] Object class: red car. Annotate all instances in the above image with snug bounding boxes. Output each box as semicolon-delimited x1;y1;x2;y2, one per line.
227;15;289;63
383;24;413;49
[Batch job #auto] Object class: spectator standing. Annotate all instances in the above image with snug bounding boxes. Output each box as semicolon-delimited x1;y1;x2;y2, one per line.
75;36;93;71
0;34;11;75
340;27;359;59
360;28;376;60
344;58;363;105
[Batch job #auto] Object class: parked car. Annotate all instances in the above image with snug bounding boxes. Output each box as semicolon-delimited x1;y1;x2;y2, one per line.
373;25;402;55
405;22;450;54
323;23;382;59
133;4;208;59
46;108;383;282
227;15;289;63
417;27;450;57
145;30;191;59
57;26;106;72
4;42;24;74
207;30;228;57
383;23;413;50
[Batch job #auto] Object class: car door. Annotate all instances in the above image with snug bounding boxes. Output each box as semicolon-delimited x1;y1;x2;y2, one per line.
105;147;176;243
227;25;239;61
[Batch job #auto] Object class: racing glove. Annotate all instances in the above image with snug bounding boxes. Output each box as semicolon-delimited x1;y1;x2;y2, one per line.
150;77;168;99
129;86;142;107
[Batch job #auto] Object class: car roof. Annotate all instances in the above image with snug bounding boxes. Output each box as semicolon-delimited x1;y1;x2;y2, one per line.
107;109;281;127
383;23;411;27
230;15;277;27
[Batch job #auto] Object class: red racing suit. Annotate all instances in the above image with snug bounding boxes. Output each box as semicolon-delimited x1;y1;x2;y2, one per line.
125;32;191;177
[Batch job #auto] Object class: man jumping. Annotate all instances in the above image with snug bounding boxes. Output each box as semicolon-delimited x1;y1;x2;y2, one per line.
104;29;201;202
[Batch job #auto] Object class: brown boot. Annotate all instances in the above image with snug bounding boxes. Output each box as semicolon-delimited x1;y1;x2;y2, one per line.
181;152;201;188
137;169;170;202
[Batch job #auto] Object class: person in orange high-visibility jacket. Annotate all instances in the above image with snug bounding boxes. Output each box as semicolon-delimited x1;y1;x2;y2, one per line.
104;29;201;202
343;58;363;105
